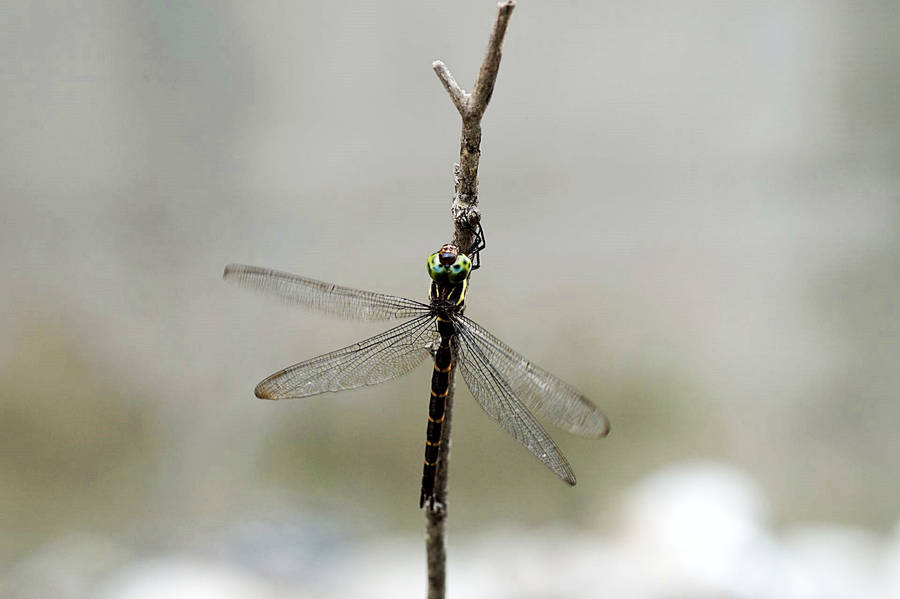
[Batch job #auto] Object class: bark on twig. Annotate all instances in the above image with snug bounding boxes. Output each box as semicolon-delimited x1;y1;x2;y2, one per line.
425;3;516;598
432;0;515;255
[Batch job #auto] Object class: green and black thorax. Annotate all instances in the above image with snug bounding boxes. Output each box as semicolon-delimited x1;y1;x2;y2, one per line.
427;242;470;318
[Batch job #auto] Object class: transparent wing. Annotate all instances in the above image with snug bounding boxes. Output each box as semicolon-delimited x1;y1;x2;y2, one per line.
452;314;609;438
224;264;431;320
255;314;438;399
452;320;576;485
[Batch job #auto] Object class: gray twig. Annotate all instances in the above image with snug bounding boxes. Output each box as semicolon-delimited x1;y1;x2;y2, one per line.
432;61;467;116
425;3;516;598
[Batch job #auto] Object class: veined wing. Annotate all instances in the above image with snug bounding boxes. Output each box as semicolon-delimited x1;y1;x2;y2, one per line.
452;314;609;438
255;314;437;399
453;321;576;485
224;264;430;320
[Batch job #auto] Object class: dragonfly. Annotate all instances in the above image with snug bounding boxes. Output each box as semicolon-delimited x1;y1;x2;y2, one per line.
224;236;609;508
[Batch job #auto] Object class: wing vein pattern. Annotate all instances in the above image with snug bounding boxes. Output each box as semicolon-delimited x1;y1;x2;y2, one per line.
256;314;437;399
224;264;431;320
451;315;576;485
452;314;609;438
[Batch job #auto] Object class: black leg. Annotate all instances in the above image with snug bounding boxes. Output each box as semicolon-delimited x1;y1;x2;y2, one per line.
464;221;486;270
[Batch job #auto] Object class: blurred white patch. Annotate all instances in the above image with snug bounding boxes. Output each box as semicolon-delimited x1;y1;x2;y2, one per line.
781;525;883;599
97;558;270;599
621;460;778;596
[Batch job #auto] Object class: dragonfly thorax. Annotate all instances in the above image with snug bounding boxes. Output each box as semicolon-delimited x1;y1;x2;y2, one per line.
429;282;466;317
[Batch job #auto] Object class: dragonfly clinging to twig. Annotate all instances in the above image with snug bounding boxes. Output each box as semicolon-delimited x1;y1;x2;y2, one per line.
224;231;609;508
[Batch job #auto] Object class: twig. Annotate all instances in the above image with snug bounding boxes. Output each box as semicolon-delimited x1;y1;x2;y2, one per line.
433;1;515;255
425;3;516;598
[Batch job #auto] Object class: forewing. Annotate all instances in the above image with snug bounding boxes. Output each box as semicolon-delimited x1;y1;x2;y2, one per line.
255;315;437;399
453;322;576;485
224;264;430;320
452;314;609;438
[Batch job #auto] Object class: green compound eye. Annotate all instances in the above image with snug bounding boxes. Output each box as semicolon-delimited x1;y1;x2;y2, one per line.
447;255;471;283
426;253;447;280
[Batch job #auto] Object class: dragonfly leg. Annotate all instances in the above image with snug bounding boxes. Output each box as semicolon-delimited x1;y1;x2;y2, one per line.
462;220;486;270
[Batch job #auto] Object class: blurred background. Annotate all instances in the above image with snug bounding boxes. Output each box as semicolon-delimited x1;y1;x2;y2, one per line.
2;1;898;597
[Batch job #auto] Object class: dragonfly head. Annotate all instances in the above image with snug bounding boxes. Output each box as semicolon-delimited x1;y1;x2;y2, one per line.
427;243;471;285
